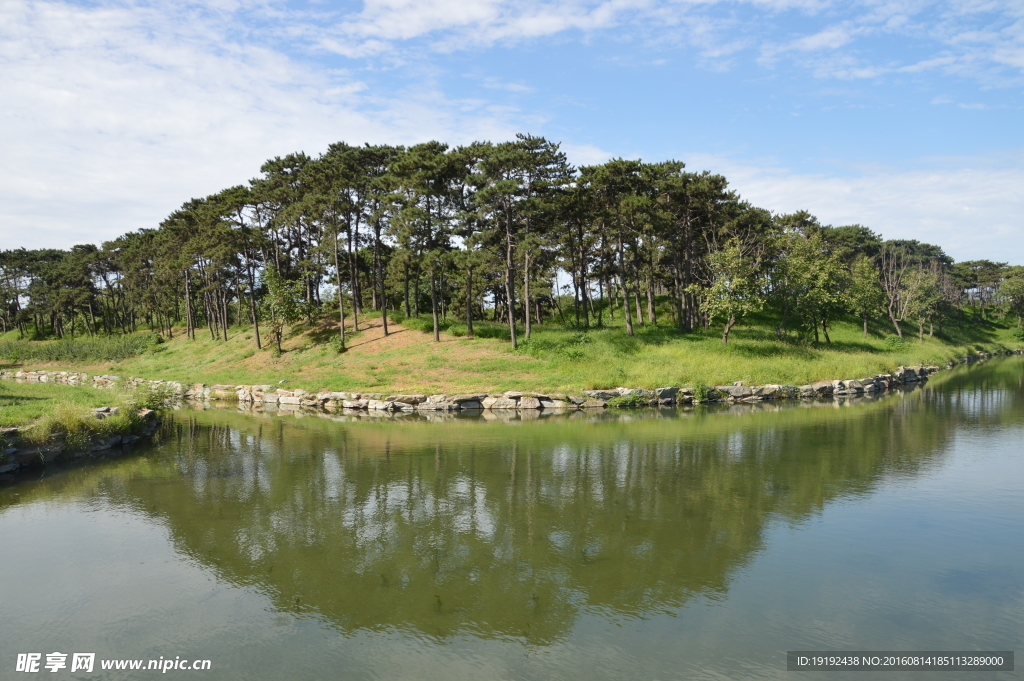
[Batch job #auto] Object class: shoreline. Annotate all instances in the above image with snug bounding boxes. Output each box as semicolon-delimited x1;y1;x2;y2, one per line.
3;349;1018;416
2;350;1019;477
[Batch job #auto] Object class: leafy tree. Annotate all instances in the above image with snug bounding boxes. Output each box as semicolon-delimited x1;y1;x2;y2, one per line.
848;255;883;338
701;241;766;346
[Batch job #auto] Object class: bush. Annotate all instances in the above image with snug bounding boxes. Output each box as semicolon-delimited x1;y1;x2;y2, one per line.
472;324;513;341
883;335;907;351
0;334;162;363
606;394;648;407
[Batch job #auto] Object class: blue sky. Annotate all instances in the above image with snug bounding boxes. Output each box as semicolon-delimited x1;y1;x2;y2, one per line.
2;0;1022;262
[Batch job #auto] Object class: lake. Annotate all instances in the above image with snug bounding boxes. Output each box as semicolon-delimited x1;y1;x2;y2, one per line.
2;358;1021;680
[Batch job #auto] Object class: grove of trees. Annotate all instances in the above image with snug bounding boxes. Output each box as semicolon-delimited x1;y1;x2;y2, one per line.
3;135;1023;349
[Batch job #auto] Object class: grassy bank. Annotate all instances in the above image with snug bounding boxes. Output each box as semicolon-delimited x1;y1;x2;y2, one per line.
0;381;161;455
2;305;1021;395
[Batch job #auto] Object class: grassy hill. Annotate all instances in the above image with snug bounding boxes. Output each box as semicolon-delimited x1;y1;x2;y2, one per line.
2;303;1020;395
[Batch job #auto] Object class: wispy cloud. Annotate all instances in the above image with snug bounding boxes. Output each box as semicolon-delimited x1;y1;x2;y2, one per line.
687;153;1024;263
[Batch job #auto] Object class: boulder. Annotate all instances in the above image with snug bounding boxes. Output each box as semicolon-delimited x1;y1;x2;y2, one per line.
342;400;368;409
540;399;570;409
451;393;489;403
388;394;425;405
519;396;541;410
620;388;656;399
655;387;679;400
459;400;484;410
367;400;396;411
811;381;834;396
717;385;753;398
583;390;619;401
488;398;519;410
278;396;302;405
581;399;607;408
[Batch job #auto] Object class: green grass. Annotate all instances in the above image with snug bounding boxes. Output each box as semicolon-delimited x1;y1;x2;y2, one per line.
3;300;1020;395
0;381;165;455
0;381;121;427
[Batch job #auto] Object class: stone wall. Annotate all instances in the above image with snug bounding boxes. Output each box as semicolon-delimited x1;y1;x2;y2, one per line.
0;407;159;475
2;350;1020;418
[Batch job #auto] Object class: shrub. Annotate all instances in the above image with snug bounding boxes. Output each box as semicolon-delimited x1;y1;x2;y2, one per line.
883;335;907;351
692;384;711;402
606;394;648;408
0;334;162;363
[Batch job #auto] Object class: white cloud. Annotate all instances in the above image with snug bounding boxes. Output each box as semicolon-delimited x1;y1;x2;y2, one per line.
0;0;528;249
686;153;1024;264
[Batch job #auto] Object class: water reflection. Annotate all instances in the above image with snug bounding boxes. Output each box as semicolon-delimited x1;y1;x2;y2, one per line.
3;359;1022;647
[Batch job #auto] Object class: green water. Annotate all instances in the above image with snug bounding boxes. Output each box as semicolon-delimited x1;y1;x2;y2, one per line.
2;359;1022;680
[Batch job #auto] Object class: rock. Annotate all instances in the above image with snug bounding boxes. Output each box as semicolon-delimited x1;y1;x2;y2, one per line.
482;397;498;409
391;394;426;405
0;463;18;474
451;394;488;403
717;385;752;398
811;381;834;396
488;398;519;410
367;400;396;411
342;400;368;409
583;390;619;401
567;396;587;405
581;399;607;408
540;399;570;409
895;366;918;382
655;387;680;400
458;401;484;410
428;394;448;403
88;435;122;451
620;388;656;399
519;396;541;410
278;396;302;405
503;391;523;398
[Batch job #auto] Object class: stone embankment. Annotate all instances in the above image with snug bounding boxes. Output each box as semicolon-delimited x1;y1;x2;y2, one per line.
2;349;1019;420
0;362;967;414
0;406;160;476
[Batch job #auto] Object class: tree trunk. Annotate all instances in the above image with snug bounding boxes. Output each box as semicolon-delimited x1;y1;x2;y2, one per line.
863;314;868;338
184;270;193;340
822;317;831;344
333;230;346;350
403;264;410;318
505;217;517;350
722;316;736;345
524;252;531;339
889;313;903;338
647;277;656;326
430;270;440;342
617;236;634;336
466;266;474;338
